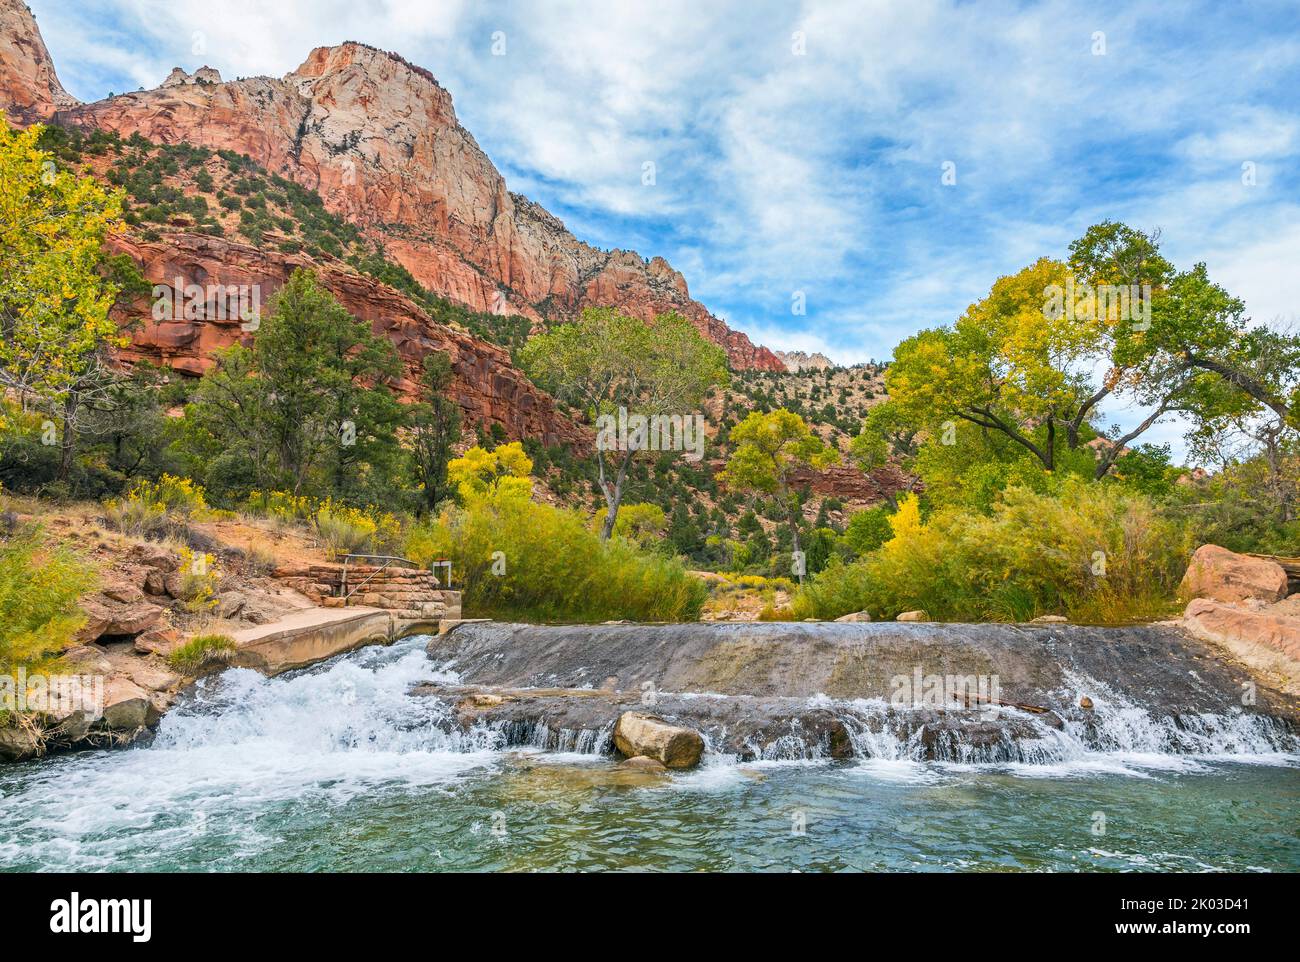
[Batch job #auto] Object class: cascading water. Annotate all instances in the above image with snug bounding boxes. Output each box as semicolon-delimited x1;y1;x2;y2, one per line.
1;632;1297;872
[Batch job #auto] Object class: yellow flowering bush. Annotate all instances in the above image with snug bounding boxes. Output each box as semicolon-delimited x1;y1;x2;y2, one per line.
175;546;220;613
243;490;315;523
314;500;402;559
104;474;210;536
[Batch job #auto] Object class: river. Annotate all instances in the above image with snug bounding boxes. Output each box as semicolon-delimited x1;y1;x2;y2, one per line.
1;634;1297;872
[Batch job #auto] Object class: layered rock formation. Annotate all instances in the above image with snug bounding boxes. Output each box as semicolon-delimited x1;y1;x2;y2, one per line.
1180;545;1300;696
0;0;781;369
775;350;834;372
109;233;588;448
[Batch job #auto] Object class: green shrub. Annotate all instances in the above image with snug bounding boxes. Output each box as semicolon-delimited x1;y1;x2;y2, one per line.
104;474;208;537
0;530;96;680
792;482;1193;624
842;506;893;556
167;634;236;675
410;486;706;623
102;495;168;538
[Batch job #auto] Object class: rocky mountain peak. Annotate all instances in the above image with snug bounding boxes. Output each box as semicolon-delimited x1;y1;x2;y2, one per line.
775;350;835;372
161;66;223;88
2;1;784;370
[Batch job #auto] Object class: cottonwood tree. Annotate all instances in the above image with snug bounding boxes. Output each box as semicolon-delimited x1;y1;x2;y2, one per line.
0;116;126;481
1065;223;1292;478
884;222;1299;486
719;408;839;579
520;307;728;539
885;257;1108;474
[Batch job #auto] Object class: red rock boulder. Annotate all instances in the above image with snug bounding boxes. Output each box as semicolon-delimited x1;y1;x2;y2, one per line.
1179;545;1289;605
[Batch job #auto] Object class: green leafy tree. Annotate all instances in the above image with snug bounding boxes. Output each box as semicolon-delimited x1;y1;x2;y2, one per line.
885;258;1103;474
406;351;462;515
0;115;126;482
842;506;894;556
849;399;922;509
1073;223;1299;433
520;307;728;539
180;269;404;502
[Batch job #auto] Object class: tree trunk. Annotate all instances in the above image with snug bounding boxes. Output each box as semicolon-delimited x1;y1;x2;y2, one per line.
1186;353;1293;421
1092;399;1171;480
56;392;79;483
782;480;804;582
598;447;636;540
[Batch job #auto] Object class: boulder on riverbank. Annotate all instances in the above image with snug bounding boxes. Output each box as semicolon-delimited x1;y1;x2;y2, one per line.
1183;597;1300;696
1180;545;1289;605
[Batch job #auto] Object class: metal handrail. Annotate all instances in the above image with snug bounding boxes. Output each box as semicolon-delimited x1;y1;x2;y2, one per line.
338;553;453;600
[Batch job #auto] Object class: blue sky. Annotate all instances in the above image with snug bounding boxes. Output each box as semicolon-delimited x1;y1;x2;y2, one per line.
29;0;1300;458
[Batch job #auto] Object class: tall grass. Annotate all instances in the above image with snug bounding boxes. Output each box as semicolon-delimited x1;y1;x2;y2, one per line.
791;482;1193;624
104;474;209;538
167;634;236;675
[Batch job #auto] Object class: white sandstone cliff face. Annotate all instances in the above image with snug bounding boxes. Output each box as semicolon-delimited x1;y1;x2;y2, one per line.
775;350;835;372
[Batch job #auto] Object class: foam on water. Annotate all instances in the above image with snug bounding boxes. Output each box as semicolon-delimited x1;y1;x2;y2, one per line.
0;637;498;869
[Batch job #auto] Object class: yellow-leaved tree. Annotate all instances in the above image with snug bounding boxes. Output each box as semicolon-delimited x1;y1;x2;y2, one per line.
0;113;126;480
447;441;534;501
719;408;839;580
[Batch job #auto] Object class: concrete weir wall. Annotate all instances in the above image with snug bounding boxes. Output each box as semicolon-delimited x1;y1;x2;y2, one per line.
232;593;460;675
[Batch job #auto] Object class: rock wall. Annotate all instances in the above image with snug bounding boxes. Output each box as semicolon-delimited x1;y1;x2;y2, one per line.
0;0;77;125
109;233;589;449
272;560;461;622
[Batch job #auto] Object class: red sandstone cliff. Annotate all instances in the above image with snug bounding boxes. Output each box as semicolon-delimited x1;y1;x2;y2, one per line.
0;1;783;370
108;232;588;450
0;0;77;124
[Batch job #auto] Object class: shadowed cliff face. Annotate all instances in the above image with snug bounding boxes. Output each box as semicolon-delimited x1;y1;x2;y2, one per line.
420;621;1300;762
0;0;784;370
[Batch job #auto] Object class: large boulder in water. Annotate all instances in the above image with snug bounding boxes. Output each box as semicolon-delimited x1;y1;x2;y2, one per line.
1181;545;1289;604
614;712;703;769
